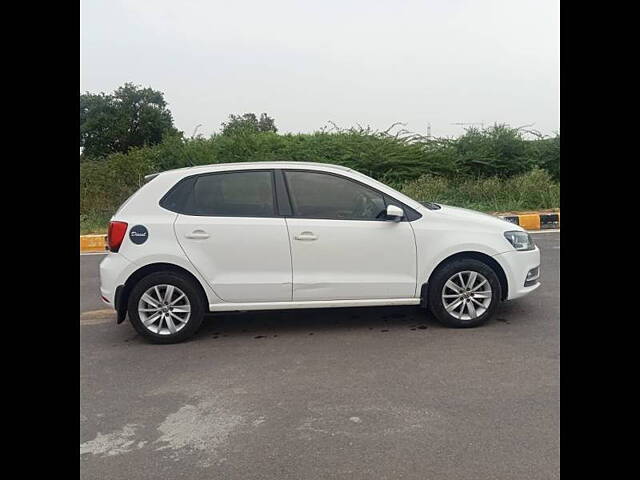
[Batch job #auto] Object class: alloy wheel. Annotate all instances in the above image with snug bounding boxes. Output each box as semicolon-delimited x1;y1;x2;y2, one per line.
441;270;492;321
137;284;191;335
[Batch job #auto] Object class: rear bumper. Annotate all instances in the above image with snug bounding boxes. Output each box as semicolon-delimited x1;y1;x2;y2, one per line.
99;253;134;310
493;247;541;300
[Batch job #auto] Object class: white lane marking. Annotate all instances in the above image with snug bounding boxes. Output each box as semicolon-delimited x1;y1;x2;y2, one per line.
80;252;108;256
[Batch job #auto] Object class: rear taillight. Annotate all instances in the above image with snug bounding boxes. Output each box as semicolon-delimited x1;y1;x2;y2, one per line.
107;221;128;252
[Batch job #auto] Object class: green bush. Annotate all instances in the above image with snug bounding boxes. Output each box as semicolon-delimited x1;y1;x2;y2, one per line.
400;169;560;212
80;211;113;235
534;135;560;181
451;125;538;177
80;147;156;219
80;125;559;232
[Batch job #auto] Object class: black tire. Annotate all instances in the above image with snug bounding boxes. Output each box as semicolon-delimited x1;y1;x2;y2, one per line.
427;258;501;328
127;271;205;344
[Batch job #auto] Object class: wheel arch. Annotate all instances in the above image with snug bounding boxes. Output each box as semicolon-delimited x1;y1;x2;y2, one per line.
421;251;509;303
116;262;210;323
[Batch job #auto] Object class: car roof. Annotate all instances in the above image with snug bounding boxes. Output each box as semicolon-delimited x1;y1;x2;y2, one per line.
160;161;352;176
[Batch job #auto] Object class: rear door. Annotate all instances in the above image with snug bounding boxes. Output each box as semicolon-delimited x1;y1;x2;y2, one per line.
173;169;292;303
282;169;417;301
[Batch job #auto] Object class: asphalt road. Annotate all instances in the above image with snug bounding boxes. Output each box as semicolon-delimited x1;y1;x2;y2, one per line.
80;232;559;480
81;253;107;313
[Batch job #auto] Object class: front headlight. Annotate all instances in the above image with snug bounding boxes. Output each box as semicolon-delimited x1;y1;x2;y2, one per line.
504;231;535;251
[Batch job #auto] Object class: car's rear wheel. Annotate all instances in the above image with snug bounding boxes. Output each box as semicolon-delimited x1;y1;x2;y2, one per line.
427;258;501;328
127;271;205;343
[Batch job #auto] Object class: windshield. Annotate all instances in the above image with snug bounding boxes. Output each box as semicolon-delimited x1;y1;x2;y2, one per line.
347;170;428;210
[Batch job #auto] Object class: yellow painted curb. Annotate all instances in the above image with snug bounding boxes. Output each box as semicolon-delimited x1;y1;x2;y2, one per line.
80;309;114;325
497;210;560;231
80;234;107;253
517;214;541;230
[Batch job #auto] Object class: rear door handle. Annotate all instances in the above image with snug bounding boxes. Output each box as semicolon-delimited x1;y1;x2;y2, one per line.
294;231;318;241
185;229;210;239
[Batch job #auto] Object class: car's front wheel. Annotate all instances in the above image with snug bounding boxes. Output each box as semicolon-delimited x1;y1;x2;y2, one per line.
127;271;205;343
427;258;502;328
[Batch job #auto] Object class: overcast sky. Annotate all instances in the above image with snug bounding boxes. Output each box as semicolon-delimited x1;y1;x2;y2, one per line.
80;0;559;138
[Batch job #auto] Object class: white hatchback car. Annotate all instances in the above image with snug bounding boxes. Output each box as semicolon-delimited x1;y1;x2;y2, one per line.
100;162;540;343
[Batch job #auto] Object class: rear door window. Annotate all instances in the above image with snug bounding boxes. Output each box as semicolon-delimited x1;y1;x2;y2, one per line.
163;170;276;217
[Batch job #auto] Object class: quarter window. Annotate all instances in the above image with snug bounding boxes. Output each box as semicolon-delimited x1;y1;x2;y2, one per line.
184;171;276;217
284;171;386;220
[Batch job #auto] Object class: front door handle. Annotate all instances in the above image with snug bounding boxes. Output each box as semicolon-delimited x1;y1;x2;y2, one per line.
294;231;318;241
185;229;210;239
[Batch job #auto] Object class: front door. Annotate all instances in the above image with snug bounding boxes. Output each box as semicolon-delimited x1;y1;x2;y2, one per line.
283;170;417;301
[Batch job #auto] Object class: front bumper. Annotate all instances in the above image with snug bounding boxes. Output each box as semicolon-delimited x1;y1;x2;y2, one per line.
493;246;541;300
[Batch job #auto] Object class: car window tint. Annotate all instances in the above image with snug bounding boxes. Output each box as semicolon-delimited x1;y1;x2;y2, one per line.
159;176;196;213
285;171;386;220
187;171;275;217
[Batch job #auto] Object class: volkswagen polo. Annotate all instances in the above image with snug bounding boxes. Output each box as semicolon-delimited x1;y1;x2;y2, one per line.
99;162;540;343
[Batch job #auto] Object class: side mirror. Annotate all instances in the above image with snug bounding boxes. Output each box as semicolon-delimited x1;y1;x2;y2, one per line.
386;204;404;222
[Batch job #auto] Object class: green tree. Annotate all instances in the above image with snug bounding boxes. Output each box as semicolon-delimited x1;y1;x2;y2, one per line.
535;133;560;181
80;83;179;159
221;113;277;135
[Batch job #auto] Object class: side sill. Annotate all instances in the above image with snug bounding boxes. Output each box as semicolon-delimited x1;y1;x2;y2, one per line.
210;298;421;312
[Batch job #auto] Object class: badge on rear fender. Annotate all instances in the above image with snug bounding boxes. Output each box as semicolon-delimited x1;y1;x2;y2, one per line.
129;225;148;244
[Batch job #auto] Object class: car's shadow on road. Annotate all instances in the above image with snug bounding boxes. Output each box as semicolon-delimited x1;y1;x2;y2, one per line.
112;301;523;345
192;305;437;342
190;299;524;339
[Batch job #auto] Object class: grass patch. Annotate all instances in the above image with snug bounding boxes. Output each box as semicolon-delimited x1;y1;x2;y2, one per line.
399;169;559;213
80;211;112;235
